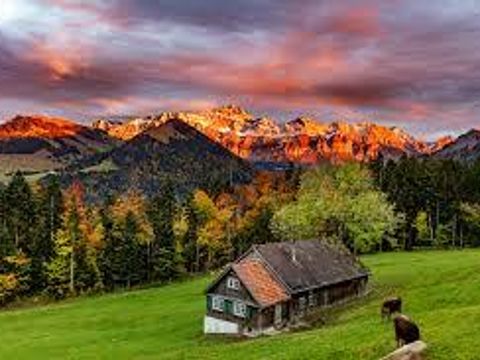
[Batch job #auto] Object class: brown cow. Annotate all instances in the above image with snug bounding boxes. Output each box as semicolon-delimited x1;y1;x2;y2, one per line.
381;297;402;320
393;314;420;347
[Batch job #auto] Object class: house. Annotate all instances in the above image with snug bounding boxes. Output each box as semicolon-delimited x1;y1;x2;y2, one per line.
204;240;369;336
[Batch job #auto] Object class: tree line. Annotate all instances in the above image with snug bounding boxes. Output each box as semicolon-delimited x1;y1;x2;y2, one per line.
271;158;480;253
2;157;480;306
0;171;298;305
371;156;480;250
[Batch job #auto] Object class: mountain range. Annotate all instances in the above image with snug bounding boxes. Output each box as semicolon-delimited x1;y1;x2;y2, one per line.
92;105;461;164
0;105;477;187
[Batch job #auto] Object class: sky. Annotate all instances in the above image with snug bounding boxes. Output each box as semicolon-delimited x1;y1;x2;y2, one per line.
0;0;479;138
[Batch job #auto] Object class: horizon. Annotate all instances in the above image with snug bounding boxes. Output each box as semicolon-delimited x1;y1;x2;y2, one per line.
0;104;471;141
0;1;479;139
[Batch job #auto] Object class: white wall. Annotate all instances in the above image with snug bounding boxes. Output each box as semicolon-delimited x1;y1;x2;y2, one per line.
204;316;239;334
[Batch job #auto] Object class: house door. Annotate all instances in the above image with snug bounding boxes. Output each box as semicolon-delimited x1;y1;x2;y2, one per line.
274;304;282;325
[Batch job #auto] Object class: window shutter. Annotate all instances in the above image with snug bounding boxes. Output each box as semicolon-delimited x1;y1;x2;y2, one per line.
207;295;212;311
247;306;257;319
224;299;233;314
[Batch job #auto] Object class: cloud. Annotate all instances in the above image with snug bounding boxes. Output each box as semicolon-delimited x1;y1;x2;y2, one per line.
0;0;479;135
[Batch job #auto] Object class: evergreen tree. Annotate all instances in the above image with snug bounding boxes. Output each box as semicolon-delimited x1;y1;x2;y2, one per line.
233;206;277;257
122;211;145;287
97;207;116;290
4;172;38;255
37;176;63;261
182;194;199;273
148;181;178;282
29;176;64;292
99;210;144;289
0;185;13;258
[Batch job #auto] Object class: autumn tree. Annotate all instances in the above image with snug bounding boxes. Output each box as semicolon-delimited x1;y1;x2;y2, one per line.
46;183;100;298
99;191;151;288
271;163;401;254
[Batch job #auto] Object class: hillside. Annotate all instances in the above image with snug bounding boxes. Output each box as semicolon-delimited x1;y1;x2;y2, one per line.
0;250;478;359
433;129;480;162
65;119;253;199
0;115;118;178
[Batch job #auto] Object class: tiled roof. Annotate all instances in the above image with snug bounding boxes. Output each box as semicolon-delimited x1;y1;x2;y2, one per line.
233;258;289;307
255;240;369;293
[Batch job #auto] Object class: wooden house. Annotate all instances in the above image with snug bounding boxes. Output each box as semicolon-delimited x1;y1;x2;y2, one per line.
204;240;369;336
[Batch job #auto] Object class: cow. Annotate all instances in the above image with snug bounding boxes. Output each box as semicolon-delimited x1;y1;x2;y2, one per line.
381;297;402;320
393;314;420;348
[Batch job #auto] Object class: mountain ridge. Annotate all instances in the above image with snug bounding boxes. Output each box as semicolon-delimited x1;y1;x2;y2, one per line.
0;115;118;174
3;107;477;171
91;105;454;164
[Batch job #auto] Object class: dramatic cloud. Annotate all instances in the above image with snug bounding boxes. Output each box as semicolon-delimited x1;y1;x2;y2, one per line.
0;0;479;136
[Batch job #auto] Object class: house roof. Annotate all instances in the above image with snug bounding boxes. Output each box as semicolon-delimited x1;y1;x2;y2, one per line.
232;258;290;308
253;240;369;294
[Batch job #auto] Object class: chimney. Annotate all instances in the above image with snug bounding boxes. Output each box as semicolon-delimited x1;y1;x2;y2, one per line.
290;242;297;263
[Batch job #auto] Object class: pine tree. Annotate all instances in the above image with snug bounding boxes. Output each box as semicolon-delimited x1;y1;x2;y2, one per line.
148;181;178;282
122;212;144;287
0;185;14;259
97;207;116;290
182;194;199;273
29;176;64;292
98;209;144;289
4;172;37;255
37;176;63;261
234;206;277;257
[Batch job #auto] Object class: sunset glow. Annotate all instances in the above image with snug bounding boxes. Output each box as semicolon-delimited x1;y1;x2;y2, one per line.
0;1;479;137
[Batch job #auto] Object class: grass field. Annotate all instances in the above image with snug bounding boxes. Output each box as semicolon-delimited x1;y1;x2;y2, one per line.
0;250;479;359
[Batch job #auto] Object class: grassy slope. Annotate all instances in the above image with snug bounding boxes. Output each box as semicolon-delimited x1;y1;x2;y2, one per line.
0;250;479;360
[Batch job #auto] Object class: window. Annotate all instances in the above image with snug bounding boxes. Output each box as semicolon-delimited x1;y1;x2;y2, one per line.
227;277;240;290
224;299;233;315
299;296;307;311
308;292;317;307
212;295;224;312
233;300;247;318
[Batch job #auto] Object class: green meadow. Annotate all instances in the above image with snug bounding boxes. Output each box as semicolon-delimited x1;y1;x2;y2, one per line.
0;250;478;359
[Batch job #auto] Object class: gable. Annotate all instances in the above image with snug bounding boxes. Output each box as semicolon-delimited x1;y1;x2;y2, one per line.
207;269;257;306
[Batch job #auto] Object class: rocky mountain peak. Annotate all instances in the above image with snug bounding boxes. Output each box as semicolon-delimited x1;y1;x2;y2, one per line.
0;115;84;139
87;105;465;164
285;117;329;136
241;117;281;136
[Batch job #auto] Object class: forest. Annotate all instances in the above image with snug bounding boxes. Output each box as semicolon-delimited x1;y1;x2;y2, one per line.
1;156;480;305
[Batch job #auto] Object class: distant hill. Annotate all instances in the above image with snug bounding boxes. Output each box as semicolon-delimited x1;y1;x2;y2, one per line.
64;119;253;200
0;115;118;177
432;129;480;162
